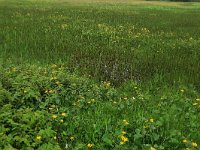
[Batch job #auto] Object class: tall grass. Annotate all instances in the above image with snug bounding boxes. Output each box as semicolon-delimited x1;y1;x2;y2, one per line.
0;0;200;87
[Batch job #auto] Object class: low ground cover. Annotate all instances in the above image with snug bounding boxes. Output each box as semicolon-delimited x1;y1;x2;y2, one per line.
0;64;199;149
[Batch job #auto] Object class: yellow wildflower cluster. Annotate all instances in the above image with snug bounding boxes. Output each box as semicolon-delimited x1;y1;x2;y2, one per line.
143;118;154;129
104;81;110;88
87;143;93;149
150;118;154;123
182;139;198;149
193;98;200;107
50;76;57;80
55;81;63;86
70;136;75;141
183;139;187;143
36;136;41;140
150;146;156;150
123;119;129;125
52;115;57;119
87;99;95;104
119;131;128;145
51;112;66;123
61;112;66;116
45;89;55;94
192;142;198;147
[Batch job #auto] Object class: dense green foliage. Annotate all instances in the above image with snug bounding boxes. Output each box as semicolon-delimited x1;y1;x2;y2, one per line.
0;0;200;149
0;64;200;149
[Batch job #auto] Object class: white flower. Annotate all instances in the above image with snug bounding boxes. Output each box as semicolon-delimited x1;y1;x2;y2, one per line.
65;143;68;149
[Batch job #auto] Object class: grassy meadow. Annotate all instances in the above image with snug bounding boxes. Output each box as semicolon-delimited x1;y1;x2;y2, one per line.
0;0;200;149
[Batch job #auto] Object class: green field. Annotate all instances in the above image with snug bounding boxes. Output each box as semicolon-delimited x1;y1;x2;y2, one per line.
0;0;200;149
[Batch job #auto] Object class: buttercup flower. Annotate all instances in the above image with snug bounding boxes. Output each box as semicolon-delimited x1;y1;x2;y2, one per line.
123;119;129;125
150;146;156;150
122;131;126;135
182;139;187;143
52;115;57;119
49;90;54;94
87;143;93;148
121;136;128;142
36;136;41;140
120;141;125;145
192;142;197;147
150;118;154;123
70;136;75;141
61;112;66;116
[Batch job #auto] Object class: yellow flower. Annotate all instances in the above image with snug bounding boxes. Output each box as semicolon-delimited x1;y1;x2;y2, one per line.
186;148;190;150
150;118;154;123
122;131;126;135
87;143;93;148
54;136;57;140
50;76;57;80
123;97;128;100
120;141;125;145
52;115;57;119
60;119;64;123
150;146;156;150
121;136;128;142
196;98;200;101
91;99;95;102
49;90;54;94
104;81;110;88
55;81;60;85
192;142;198;147
61;112;66;116
113;101;117;104
123;120;129;125
182;139;187;143
36;136;41;140
180;89;184;92
70;136;75;141
193;103;198;106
